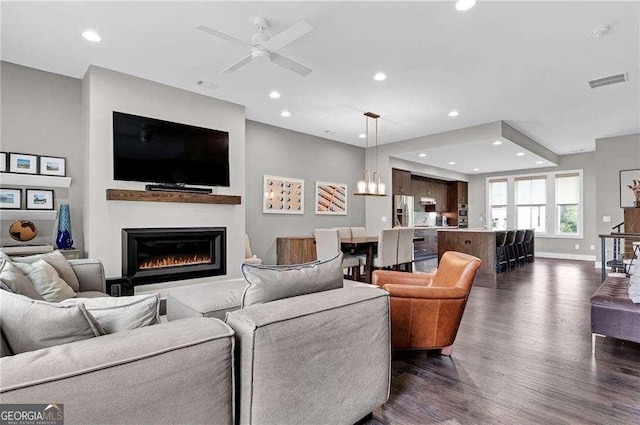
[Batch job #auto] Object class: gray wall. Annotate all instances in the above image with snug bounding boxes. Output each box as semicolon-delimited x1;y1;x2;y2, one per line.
468;152;597;258
246;120;365;264
0;62;83;250
595;133;640;263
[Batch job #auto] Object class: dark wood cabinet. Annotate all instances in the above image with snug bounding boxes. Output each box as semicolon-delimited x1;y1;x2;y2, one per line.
392;168;412;195
457;181;468;205
277;237;317;265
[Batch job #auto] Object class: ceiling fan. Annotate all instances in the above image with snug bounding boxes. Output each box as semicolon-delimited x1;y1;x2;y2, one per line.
195;17;313;77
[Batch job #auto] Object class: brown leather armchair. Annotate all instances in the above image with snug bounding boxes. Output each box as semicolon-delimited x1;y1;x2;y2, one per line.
372;251;481;355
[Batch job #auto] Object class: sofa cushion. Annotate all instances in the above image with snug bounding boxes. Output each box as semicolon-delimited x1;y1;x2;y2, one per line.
15;259;76;302
166;279;245;321
0;290;104;354
241;253;344;307
62;293;160;334
0;258;44;300
630;267;640;303
8;250;80;292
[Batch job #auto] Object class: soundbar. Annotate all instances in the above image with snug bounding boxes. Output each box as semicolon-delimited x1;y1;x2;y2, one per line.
145;184;213;194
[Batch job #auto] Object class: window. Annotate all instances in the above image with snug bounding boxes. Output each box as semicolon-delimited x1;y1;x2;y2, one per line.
489;179;508;230
485;170;583;238
515;177;546;233
556;173;580;235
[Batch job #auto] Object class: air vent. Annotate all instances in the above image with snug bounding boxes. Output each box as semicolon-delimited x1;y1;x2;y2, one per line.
588;73;627;89
196;80;218;90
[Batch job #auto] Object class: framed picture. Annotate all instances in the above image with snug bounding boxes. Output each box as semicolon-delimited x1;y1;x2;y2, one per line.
620;169;640;207
39;156;66;176
315;181;348;215
8;153;38;174
263;175;304;214
0;188;22;210
0;152;7;172
25;189;54;210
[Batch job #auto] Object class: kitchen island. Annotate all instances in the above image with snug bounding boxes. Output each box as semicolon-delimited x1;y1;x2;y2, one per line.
437;228;534;277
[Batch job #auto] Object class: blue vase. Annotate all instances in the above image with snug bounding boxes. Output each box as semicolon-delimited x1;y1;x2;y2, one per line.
56;204;74;249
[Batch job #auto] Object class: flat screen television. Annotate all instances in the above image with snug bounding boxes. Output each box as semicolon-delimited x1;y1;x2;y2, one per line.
113;111;230;187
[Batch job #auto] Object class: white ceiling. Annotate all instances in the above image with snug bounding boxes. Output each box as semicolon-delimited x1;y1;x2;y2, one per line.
2;1;639;157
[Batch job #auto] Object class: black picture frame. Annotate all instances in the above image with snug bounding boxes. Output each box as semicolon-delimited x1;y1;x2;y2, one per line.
25;189;55;210
619;169;640;208
8;152;38;175
0;188;22;210
0;152;7;173
39;155;66;177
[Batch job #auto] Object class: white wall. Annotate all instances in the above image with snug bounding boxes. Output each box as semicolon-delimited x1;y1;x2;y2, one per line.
82;67;246;289
245;121;366;264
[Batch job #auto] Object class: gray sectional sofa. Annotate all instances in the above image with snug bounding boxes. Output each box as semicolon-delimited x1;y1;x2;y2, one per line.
1;258;391;425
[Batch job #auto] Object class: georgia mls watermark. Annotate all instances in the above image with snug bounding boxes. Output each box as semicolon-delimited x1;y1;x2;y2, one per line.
0;404;63;425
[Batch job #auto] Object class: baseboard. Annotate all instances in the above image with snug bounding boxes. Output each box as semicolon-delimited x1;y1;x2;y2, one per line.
535;252;596;262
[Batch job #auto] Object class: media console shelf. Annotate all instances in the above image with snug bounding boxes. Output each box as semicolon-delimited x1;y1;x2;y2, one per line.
106;189;241;205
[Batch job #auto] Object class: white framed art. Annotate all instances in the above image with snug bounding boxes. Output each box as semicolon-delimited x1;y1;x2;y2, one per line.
315;181;348;215
8;153;38;174
0;152;6;172
39;156;66;176
263;175;304;214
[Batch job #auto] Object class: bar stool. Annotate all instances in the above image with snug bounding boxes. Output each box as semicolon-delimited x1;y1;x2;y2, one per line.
495;231;508;273
524;230;534;263
505;230;517;270
515;230;526;266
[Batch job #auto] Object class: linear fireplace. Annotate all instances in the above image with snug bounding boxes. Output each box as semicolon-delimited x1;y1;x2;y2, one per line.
122;227;226;285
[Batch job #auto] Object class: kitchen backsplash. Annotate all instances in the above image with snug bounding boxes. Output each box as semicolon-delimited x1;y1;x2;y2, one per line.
415;212;437;226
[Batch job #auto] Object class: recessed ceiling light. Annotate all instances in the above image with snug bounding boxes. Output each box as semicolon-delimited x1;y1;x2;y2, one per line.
269;91;281;99
358;133;366;139
455;0;477;12
448;110;459;117
473;168;480;172
418;153;427;157
373;72;387;81
280;111;291;117
82;30;102;42
516;152;525;156
492;140;503;146
536;161;544;164
449;161;456;165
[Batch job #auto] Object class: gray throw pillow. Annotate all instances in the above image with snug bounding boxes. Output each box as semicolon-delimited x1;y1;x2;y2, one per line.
15;260;77;302
241;253;344;308
0;290;104;354
629;267;640;303
8;251;80;292
62;293;161;333
0;258;44;300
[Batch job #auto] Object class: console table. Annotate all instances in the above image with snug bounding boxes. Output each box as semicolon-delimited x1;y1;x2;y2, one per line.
276;236;317;265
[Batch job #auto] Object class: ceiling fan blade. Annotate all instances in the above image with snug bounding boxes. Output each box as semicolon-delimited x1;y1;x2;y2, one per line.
194;25;252;48
260;21;313;52
271;53;312;77
222;53;253;74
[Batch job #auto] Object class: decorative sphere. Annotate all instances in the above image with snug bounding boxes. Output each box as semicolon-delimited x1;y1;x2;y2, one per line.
9;220;38;242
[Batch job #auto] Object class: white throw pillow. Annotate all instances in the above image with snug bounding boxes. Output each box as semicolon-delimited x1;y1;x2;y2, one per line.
15;259;76;302
6;250;80;292
629;267;640;303
62;293;161;333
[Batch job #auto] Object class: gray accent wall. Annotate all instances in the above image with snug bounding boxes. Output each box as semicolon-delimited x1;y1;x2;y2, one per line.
0;62;84;250
245;120;365;265
468;152;597;259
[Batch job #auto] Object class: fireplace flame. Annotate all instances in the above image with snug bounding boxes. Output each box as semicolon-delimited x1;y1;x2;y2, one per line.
139;255;212;270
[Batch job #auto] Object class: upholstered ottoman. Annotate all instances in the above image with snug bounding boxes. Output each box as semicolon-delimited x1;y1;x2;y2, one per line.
166;279;246;321
590;276;640;353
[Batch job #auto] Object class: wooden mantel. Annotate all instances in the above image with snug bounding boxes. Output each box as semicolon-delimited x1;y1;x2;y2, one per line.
106;189;241;205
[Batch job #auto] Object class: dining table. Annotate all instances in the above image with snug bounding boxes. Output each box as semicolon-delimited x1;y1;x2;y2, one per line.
340;236;379;283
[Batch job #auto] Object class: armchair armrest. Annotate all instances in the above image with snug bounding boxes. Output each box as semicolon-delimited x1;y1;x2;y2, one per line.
68;259;106;293
372;270;434;288
382;284;468;300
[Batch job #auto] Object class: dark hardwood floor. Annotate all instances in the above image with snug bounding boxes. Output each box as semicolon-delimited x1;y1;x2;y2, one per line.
366;258;640;425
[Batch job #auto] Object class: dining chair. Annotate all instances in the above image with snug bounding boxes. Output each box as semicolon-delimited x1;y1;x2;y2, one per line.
358;228;400;271
314;229;360;280
350;227;367;238
244;234;262;265
396;227;415;272
333;227;352;240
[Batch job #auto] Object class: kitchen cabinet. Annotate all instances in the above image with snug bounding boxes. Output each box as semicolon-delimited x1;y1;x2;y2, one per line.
414;228;438;259
392;168;412;195
457;181;468;205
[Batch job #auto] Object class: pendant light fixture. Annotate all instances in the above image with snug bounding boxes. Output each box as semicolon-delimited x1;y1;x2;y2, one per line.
355;112;387;196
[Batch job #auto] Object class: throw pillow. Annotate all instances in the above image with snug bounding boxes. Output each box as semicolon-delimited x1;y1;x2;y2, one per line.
15;260;77;302
241;253;344;308
0;290;104;354
0;258;44;300
7;250;80;292
62;293;160;333
629;267;640;303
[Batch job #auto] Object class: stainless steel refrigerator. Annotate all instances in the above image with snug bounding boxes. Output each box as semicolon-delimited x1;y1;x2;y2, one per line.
393;195;415;227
